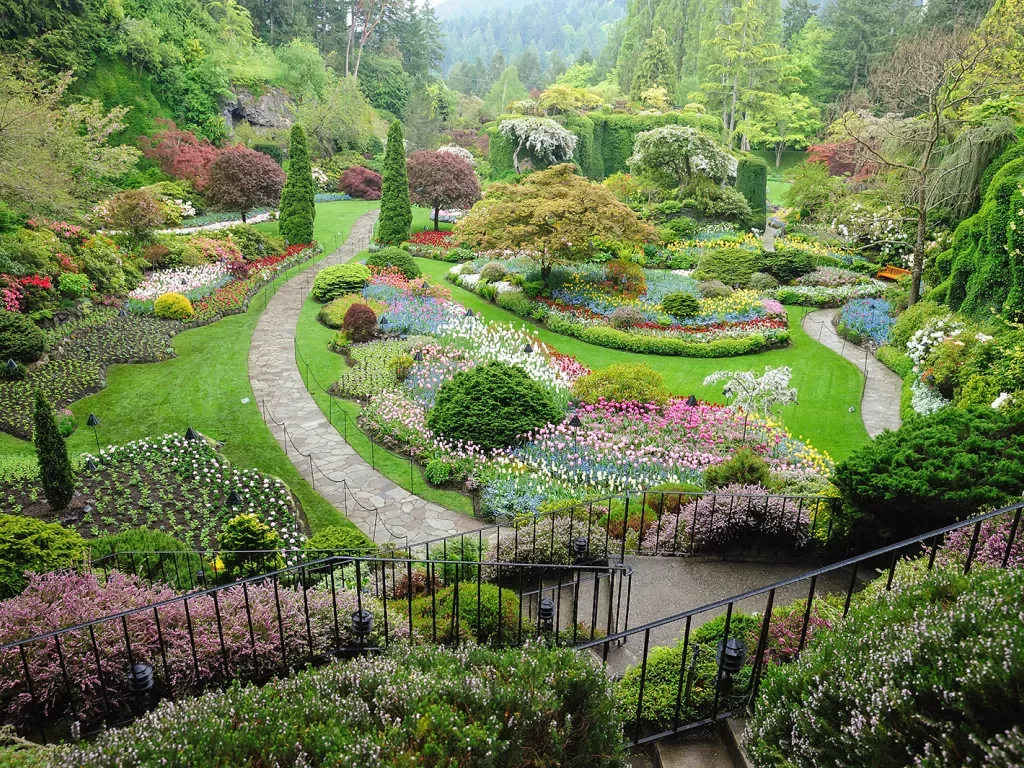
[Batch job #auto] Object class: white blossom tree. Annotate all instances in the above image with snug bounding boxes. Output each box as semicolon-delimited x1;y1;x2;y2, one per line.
703;366;799;415
498;117;578;173
628;125;735;192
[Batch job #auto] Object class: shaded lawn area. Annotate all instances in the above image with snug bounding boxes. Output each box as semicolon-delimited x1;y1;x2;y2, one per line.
1;200;380;538
415;257;870;462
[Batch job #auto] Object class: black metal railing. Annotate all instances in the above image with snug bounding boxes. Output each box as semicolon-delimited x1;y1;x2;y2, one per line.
0;554;631;742
578;500;1024;747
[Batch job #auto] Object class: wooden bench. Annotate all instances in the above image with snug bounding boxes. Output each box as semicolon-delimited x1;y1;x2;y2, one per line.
876;265;912;281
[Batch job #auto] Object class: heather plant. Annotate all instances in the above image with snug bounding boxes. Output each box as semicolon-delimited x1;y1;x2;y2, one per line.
0;571;390;730
52;644;624;767
746;566;1024;768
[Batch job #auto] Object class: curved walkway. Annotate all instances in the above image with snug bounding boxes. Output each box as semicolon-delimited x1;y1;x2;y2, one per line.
248;210;481;545
801;308;902;437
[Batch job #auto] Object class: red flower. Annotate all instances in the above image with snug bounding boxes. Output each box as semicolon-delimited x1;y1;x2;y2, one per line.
407;231;453;247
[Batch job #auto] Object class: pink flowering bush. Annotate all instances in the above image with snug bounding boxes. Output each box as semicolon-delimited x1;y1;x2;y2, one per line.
936;513;1024;570
0;571;391;729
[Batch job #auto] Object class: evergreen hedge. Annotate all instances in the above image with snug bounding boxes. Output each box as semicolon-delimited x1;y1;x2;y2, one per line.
278;125;315;245
736;156;768;229
377;120;412;246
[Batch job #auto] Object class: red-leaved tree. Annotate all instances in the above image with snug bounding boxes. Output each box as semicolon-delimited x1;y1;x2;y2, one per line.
338;166;382;200
205;146;286;222
138;119;219;191
406;151;482;230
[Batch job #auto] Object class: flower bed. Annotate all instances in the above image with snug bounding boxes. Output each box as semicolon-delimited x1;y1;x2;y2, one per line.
836;298;894;348
129;263;232;302
775;281;886;307
407;230;454;247
0;433;305;552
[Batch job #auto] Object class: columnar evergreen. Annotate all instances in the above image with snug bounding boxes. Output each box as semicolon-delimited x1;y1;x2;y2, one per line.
377;120;412;246
630;27;677;100
279;125;315;245
33;391;74;510
736;156;768;228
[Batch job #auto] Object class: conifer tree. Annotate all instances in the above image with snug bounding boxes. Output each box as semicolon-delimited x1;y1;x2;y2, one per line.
630;27;677;100
377;121;412;246
33;391;74;510
279;124;315;245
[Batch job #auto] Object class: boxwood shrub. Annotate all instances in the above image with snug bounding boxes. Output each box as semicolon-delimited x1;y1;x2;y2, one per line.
311;263;371;302
57;644;625;767
0;310;45;363
365;246;421;278
746;565;1024;768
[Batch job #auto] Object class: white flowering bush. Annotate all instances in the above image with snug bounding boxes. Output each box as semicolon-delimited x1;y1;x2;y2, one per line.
498;116;577;172
437;144;475;166
830;203;913;263
311;166;330;191
906;317;964;373
909;378;949;415
704;366;799;415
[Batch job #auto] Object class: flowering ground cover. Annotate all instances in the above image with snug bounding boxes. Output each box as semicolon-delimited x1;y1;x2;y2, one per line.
128;263;232;302
836;298;894;348
0;433;304;552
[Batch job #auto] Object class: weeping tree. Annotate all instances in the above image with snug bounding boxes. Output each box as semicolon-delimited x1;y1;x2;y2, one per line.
836;28;1020;305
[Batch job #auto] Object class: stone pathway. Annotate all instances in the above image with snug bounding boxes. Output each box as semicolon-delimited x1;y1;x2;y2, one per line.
248;210;481;545
801;308;902;437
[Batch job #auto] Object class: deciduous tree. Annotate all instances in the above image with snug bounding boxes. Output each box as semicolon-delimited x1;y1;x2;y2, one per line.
138;119;219;191
628;125;734;192
406;151;481;230
104;189;165;246
498;117;578;174
205;146;286;222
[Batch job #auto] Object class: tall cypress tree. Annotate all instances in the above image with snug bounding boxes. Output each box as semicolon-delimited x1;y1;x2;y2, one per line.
279;125;315;245
377;120;412;246
33;391;74;510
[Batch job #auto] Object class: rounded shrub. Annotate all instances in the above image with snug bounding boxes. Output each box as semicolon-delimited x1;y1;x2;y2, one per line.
609;305;645;329
698;280;734;298
703;447;772;489
606;259;646;296
153;292;194;320
0;514;86;598
427;361;563;449
218;513;284;580
693;247;758;286
571;363;670;405
365;247;421;278
317;295;383;329
756;248;815;282
889;300;949;350
662;291;701;319
342;302;377;342
89;528;201;591
58;272;92;299
478;261;508;283
338;166;382;200
303;525;374;556
0;310;45;363
311;263;371;302
747;271;779;291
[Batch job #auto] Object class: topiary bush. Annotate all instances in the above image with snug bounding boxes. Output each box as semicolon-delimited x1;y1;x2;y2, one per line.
609;305;645;329
571;363;671;405
693;247;758;286
703;447;772;489
746;566;1024;768
478;261;508;283
317;295;383;329
278;125;315;245
662;291;701;318
747;271;779;291
0;514;86;598
365;247;420;278
756;248;815;282
89;528;202;591
342;302;377;342
338;166;382;200
153;292;194;320
33;390;75;511
57;644;624;767
427;362;563;449
302;525;374;556
832;407;1024;549
736;156;768;228
699;280;734;298
218;513;284;580
311;263;371;302
377;120;412;246
0;310;45;363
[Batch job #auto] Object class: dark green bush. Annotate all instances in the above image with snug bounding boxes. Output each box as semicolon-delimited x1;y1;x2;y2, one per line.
251;142;283;164
478;261;508;283
278;125;315;245
427;362;563;449
747;566;1024;768
377;120;412;246
0;514;86;598
832;408;1024;549
693;248;758;286
875;346;914;378
34;391;75;511
311;263;371;302
410;582;519;643
662;291;701;318
756;248;815;282
215;225;285;260
736;156;768;228
303;525;374;556
571;363;670;405
698;280;734;298
58;644;624;767
365;247;421;278
0;310;45;363
90;528;202;591
703;448;772;489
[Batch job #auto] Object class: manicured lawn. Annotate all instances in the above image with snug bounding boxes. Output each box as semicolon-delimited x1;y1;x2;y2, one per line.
767;180;791;206
2;200;380;539
415;257;870;462
410;206;454;234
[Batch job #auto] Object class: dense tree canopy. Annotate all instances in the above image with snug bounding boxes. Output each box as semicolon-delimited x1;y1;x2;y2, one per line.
205;146;286;220
406;151;482;230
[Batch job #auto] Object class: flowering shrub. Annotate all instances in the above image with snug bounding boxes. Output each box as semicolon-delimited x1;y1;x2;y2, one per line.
775;282;886;307
407;230;453;247
936;512;1024;570
703;366;799;415
837;298;893;347
795;266;866;287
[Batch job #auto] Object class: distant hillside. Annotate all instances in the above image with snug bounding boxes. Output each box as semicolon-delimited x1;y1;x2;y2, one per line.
438;0;626;72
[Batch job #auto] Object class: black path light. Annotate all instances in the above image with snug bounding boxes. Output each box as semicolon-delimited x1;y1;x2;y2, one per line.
573;536;589;563
85;457;98;472
226;490;242;508
523;342;533;354
86;413;101;453
185;426;201;441
118;308;129;318
127;662;154;693
465;308;474;317
568;413;582;429
538;597;555;634
686;394;698;407
351;608;374;644
717;637;747;684
413;350;424;363
5;358;17;374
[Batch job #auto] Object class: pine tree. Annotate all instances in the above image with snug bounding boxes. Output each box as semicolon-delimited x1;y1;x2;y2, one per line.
377;120;412;246
279;124;315;245
630;27;677;100
33;391;74;510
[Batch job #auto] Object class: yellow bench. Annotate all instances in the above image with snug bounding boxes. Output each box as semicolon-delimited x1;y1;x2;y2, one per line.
876;265;912;281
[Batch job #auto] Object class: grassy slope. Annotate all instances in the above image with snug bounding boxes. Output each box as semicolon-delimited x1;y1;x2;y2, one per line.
1;200;379;537
416;257;870;462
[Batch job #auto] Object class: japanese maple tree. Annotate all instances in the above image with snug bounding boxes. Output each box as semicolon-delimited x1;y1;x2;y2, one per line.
138;119;219;191
204;146;286;222
406;150;482;230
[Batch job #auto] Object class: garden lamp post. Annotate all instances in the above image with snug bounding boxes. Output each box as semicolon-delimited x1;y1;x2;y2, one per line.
568;412;582;455
686;395;698;407
85;457;98;472
185;426;201;441
127;662;154;710
538;597;555;635
716;637;747;691
226;490;241;509
87;413;101;453
573;536;589;563
523;343;533;354
465;308;474;317
118;308;129;318
5;358;17;375
351;608;374;650
413;350;424;363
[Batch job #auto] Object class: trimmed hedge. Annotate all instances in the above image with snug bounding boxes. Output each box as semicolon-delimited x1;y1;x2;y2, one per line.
365;247;421;278
311;263;371;302
57;644;624;767
736;156;768;229
875;345;914;378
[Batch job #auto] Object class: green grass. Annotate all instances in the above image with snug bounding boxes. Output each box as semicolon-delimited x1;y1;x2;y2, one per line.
410;206;454;234
767;180;791;206
2;200;380;539
415;257;870;462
